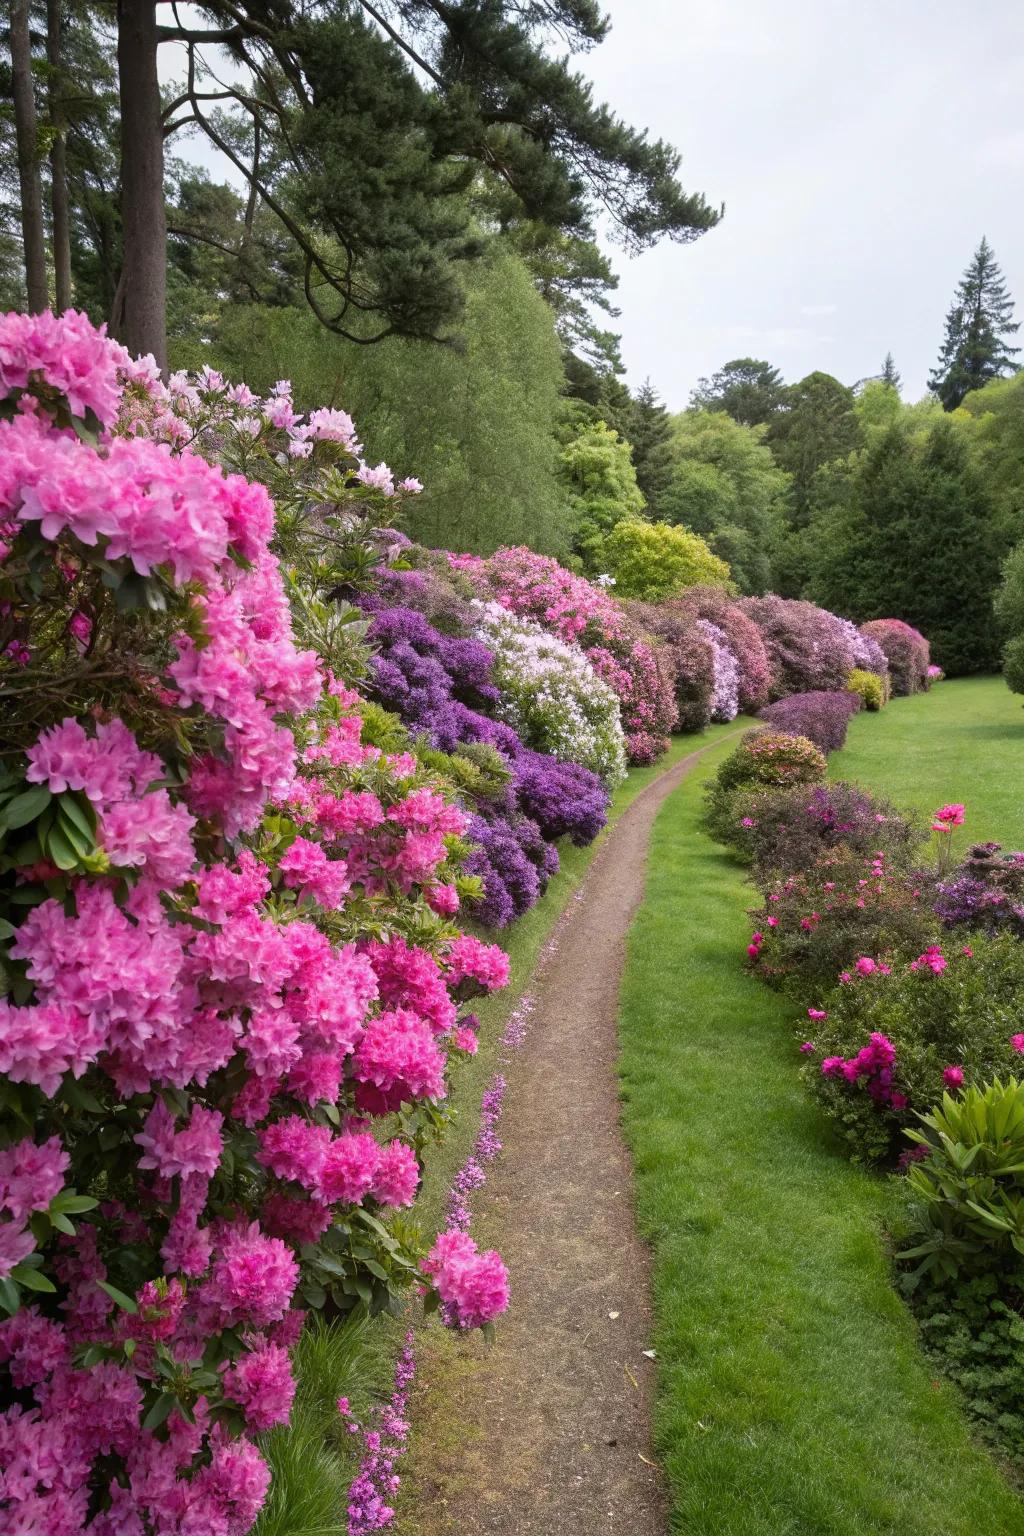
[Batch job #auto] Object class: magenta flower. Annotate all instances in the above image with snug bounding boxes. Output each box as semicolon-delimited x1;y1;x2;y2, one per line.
943;1065;965;1090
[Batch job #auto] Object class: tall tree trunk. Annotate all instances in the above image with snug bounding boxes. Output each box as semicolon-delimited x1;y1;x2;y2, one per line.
11;0;49;312
46;0;72;312
114;0;166;370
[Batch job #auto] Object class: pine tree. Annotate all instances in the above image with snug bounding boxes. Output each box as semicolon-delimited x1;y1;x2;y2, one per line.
929;237;1020;410
880;352;901;391
625;379;674;514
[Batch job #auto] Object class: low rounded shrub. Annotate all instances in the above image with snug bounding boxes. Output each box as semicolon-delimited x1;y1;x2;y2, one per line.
847;667;887;711
800;936;1024;1163
703;729;827;845
720;781;922;882
757;689;862;754
935;844;1024;939
860;618;930;696
747;846;936;1000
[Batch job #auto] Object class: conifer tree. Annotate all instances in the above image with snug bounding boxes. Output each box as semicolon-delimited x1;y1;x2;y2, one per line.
625;378;674;514
880;351;901;391
929;237;1020;410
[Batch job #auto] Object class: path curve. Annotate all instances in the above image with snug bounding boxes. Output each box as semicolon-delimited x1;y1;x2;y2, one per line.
408;735;739;1536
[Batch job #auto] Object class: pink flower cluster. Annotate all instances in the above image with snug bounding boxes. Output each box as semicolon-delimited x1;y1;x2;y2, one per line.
821;1031;906;1108
0;311;509;1536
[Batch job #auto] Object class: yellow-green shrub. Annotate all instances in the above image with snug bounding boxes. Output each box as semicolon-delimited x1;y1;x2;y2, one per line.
847;667;886;711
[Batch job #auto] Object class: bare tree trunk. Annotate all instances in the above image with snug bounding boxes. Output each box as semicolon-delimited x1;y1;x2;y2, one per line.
46;0;72;312
11;0;49;312
114;0;166;370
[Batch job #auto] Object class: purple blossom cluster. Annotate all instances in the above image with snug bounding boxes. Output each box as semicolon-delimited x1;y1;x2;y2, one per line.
361;595;610;928
341;1332;416;1534
697;618;741;722
935;846;1024;936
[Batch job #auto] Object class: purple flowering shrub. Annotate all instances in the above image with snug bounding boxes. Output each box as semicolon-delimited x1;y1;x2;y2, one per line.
623;601;715;732
935;845;1024;938
739;596;857;698
359;593;610;928
800;936;1024;1163
758;689;862;754
721;781;923;881
672;586;772;711
860;619;930;696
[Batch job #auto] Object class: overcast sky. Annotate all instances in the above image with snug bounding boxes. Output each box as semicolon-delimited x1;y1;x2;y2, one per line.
164;1;1024;410
579;0;1024;408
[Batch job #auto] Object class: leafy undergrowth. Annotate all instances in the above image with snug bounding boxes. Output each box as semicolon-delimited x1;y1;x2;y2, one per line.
619;730;1024;1535
273;726;739;1535
832;675;1024;846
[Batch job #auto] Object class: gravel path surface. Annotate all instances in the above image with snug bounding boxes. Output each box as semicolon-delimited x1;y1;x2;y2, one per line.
405;740;731;1536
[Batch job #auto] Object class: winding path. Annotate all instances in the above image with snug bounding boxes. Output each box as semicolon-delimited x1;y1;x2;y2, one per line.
406;738;737;1536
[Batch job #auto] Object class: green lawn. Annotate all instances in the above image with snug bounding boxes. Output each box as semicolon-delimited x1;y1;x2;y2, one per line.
832;675;1024;846
619;685;1024;1535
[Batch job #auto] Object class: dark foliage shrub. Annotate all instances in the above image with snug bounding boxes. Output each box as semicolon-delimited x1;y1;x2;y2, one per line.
747;846;936;1002
670;586;773;711
719;781;923;882
799;937;1024;1163
624;600;715;732
860;618;930;696
758;689;862;754
738;595;855;698
910;1275;1024;1460
934;844;1024;938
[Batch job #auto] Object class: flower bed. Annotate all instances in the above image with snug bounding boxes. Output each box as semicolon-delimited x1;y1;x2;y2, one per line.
0;312;511;1534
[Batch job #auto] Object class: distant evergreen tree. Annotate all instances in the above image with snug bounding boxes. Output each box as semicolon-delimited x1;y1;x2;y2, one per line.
880;352;901;391
625;379;674;513
929;237;1020;410
806;418;1002;674
689;357;786;426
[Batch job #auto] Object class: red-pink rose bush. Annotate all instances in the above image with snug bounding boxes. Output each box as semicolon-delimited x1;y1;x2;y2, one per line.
0;312;510;1534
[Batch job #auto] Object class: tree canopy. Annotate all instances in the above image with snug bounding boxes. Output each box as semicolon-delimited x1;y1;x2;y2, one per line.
689;357;786;426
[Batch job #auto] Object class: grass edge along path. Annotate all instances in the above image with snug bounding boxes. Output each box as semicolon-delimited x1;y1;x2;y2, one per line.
619;733;1024;1536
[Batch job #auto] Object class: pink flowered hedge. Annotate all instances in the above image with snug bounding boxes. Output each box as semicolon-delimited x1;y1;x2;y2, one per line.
0;312;510;1535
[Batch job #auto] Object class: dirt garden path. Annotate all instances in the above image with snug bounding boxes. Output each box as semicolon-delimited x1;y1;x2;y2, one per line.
404;737;737;1536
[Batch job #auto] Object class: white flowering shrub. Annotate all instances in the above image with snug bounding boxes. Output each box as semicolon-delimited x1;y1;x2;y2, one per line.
474;602;628;786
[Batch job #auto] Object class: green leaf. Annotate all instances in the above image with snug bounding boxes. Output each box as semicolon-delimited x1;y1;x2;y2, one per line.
56;792;97;840
51;1213;76;1236
97;1279;138;1314
44;825;80;871
50;1192;99;1215
0;1278;21;1315
142;1392;176;1431
11;1265;56;1293
2;785;51;830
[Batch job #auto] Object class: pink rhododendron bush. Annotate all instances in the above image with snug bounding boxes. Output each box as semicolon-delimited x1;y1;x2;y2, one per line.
0;311;510;1534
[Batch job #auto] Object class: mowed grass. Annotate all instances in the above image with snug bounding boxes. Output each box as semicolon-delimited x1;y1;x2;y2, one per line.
619;702;1024;1536
832;675;1024;846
